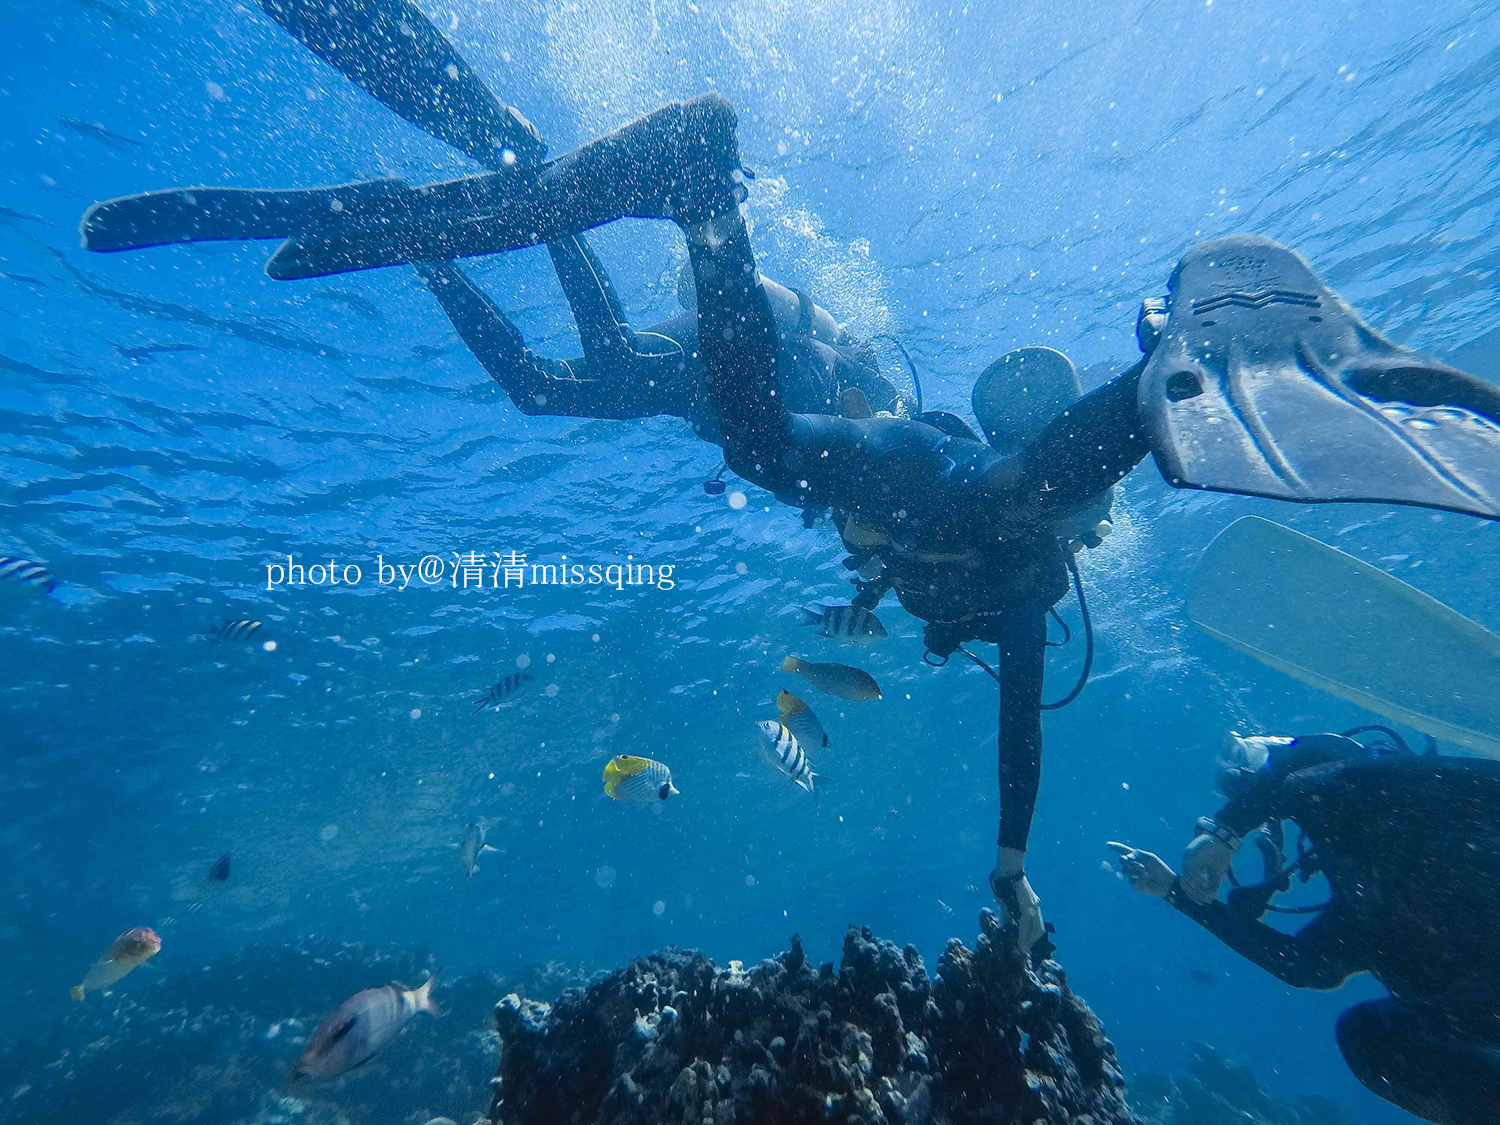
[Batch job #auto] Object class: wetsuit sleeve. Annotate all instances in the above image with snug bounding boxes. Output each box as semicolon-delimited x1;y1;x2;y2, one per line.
1213;734;1365;838
1015;358;1152;510
1168;882;1364;989
413;258;683;421
996;607;1048;851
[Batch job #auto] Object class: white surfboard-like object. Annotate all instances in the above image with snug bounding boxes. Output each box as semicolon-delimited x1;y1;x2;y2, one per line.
1188;515;1500;757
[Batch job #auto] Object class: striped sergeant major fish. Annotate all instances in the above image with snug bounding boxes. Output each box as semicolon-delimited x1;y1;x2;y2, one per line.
294;974;441;1081
472;671;535;712
775;689;828;748
207;619;263;643
602;754;678;805
0;556;57;596
755;720;818;798
798;603;887;644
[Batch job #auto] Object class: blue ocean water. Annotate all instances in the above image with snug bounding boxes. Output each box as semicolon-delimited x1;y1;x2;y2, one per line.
2;0;1499;1121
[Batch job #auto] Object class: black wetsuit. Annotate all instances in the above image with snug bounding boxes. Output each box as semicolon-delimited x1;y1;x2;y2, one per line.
684;214;1150;852
1170;735;1500;1125
413;235;903;445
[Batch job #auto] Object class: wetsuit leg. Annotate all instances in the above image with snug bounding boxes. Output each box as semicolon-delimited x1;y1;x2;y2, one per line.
996;606;1048;851
413;258;682;421
685;216;799;470
1022;357;1152;507
1336;1000;1500;1125
546;234;635;362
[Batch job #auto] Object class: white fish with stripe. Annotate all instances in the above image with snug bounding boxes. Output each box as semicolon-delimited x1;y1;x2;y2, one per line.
775;689;828;748
0;556;56;596
798;603;887;644
755;720;818;798
294;974;441;1081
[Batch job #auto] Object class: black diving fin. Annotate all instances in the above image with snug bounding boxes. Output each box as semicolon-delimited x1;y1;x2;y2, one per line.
258;0;545;171
1139;235;1500;521
81;170;525;262
79;179;409;253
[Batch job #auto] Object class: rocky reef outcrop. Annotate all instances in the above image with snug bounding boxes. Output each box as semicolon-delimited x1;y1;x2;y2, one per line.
1133;1043;1348;1125
490;910;1132;1125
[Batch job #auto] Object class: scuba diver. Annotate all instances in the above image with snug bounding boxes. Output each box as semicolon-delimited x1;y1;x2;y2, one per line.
79;2;1500;962
411;241;911;442
1109;730;1500;1125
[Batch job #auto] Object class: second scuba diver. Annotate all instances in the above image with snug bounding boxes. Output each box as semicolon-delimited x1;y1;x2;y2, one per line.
1110;729;1500;1125
413;241;910;443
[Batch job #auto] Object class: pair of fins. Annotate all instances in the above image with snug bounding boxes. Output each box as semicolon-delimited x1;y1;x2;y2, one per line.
80;0;544;278
79;8;1500;526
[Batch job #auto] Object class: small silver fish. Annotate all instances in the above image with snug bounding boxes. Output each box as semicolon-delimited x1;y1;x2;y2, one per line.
456;822;497;885
0;556;56;596
473;671;535;713
782;656;881;702
208;619;262;643
775;689;828;748
755;720;818;797
294;974;441;1081
798;604;887;645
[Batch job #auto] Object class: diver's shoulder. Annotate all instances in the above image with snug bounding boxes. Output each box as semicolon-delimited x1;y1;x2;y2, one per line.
1344;753;1500;779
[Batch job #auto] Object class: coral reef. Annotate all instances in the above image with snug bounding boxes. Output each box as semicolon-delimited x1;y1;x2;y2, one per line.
490;910;1133;1125
1132;1043;1348;1125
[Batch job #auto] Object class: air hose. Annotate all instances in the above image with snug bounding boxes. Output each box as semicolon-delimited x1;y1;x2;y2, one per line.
956;552;1094;710
872;332;923;414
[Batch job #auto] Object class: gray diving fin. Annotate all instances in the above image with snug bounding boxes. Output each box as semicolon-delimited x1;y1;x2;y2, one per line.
1139;235;1500;521
1187;515;1500;758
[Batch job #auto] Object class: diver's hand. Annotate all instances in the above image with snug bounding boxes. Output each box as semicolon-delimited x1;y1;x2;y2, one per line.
1180;833;1236;905
990;868;1048;961
1106;842;1175;897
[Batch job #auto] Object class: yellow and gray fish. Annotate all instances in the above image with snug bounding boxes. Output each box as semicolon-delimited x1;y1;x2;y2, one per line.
456;822;497;885
473;671;535;713
798;604;887;645
0;556;57;596
603;754;678;805
782;656;881;702
755;720;818;797
71;926;161;1000
776;689;828;749
208;618;262;643
294;974;441;1081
